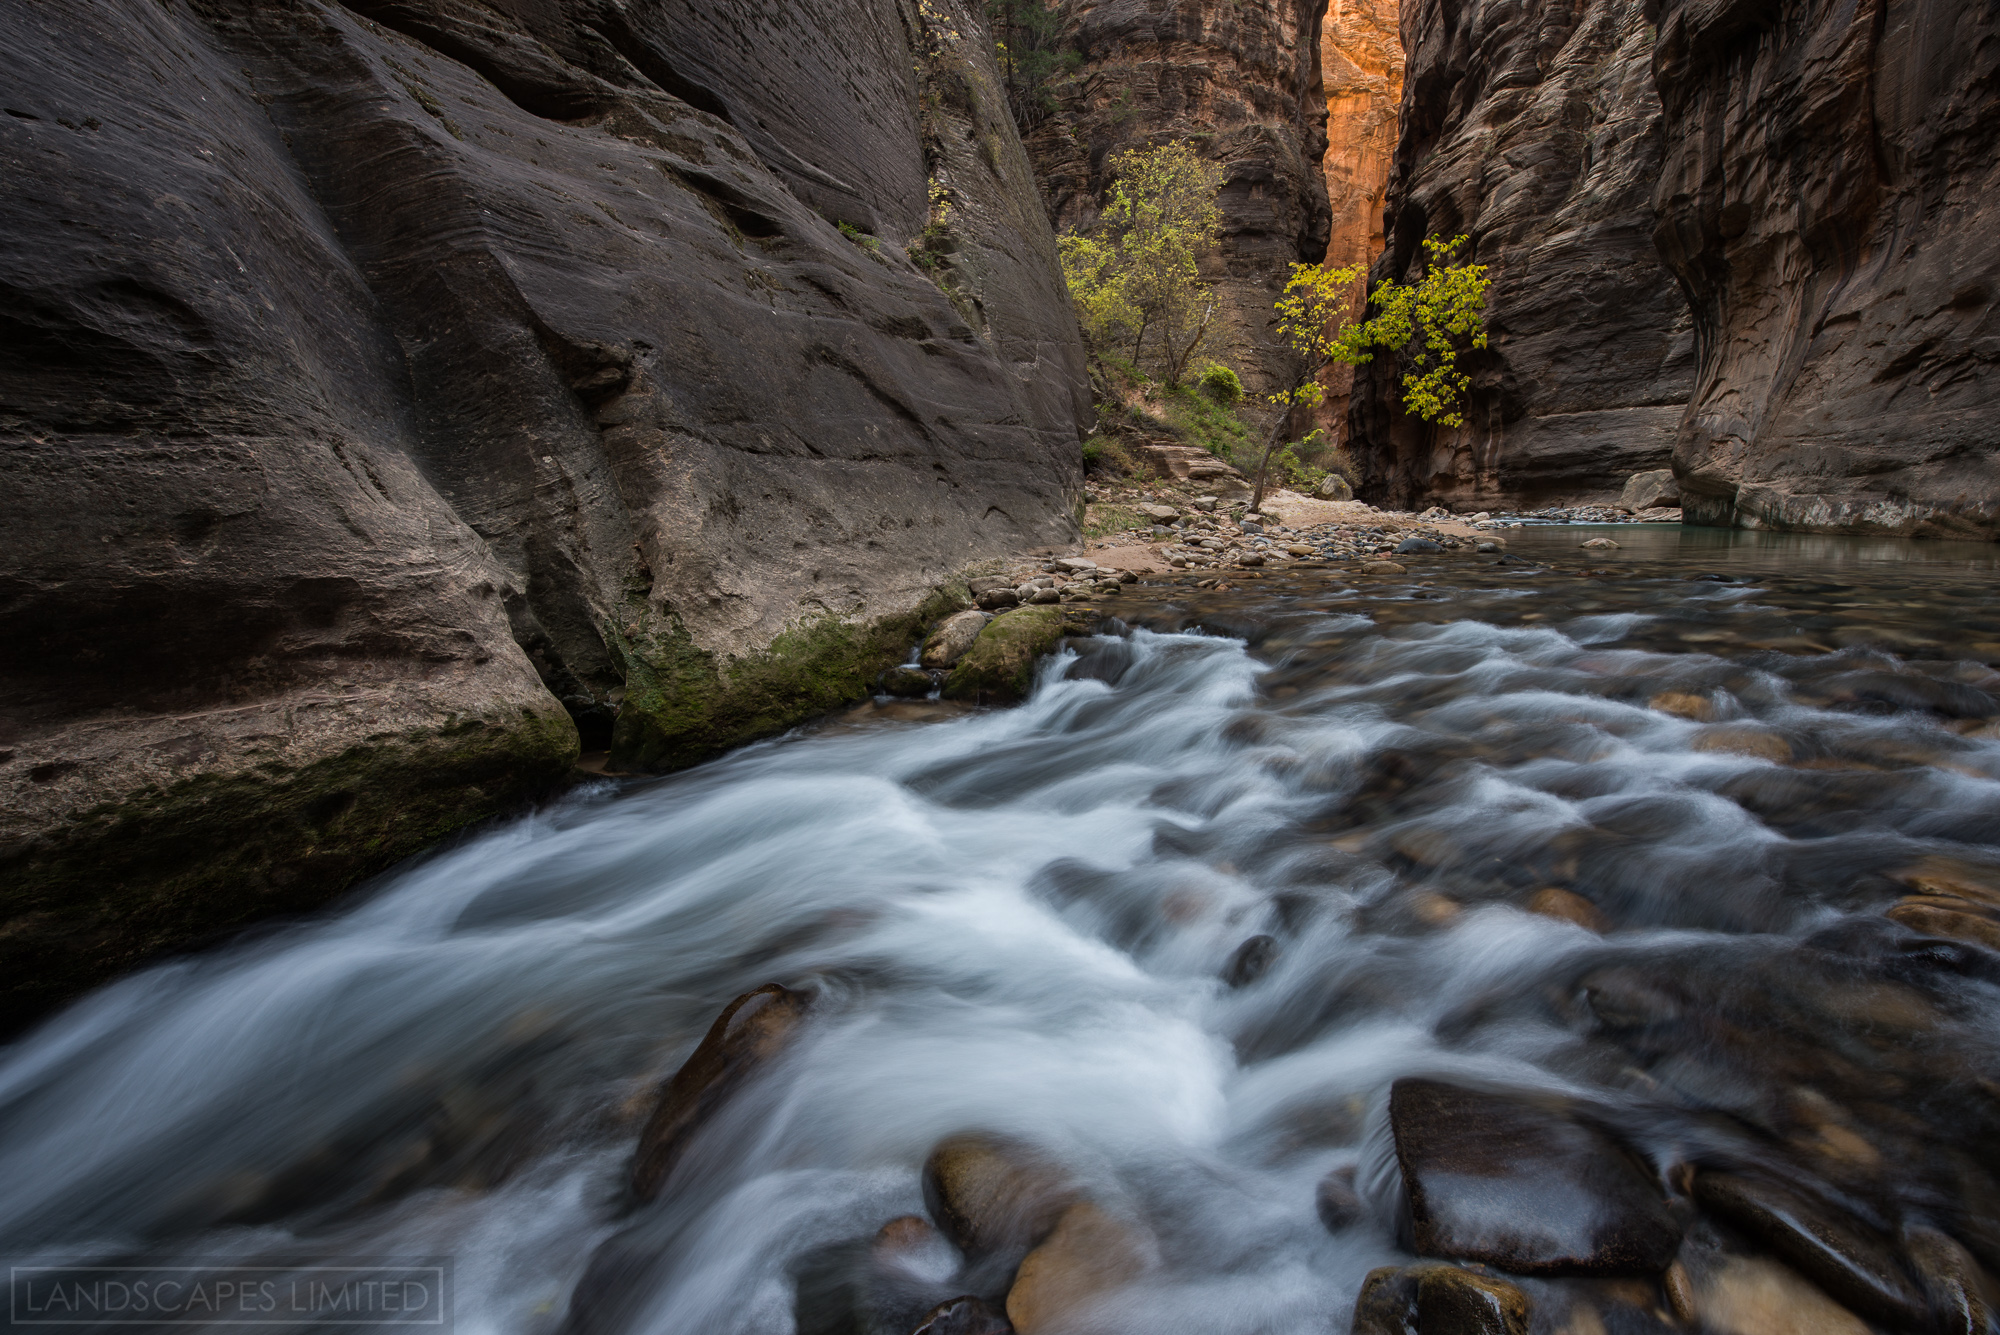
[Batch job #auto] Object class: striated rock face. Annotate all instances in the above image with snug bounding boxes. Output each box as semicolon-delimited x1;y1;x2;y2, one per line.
1347;0;1696;510
1316;0;1403;434
1022;0;1334;393
1651;0;2000;536
0;0;1087;1027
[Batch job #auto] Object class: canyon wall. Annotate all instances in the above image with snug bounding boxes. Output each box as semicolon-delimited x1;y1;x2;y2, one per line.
1346;0;1696;510
1022;0;1334;394
1652;0;2000;536
0;0;1088;1027
1317;0;1404;436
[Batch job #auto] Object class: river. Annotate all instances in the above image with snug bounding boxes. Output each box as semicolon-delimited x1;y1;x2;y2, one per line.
3;526;1998;1335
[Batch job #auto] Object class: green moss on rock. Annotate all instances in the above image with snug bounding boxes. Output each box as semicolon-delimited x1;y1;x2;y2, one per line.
941;605;1070;704
0;707;578;1034
608;587;970;772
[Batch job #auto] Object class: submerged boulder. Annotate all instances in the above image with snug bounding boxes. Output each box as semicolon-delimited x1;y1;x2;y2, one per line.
922;1132;1080;1266
1390;1078;1681;1274
630;984;811;1202
1691;1172;1928;1329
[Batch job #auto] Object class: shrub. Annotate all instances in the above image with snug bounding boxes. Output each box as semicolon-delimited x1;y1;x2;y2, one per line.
1193;362;1244;405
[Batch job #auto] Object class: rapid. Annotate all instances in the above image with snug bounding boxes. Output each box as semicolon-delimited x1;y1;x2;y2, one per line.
4;525;2000;1335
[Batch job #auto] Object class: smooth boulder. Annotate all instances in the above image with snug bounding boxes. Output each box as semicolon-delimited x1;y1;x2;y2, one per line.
922;1132;1080;1268
941;606;1068;705
630;984;811;1202
1691;1172;1928;1329
921;611;992;670
1620;469;1680;511
1390;1078;1681;1274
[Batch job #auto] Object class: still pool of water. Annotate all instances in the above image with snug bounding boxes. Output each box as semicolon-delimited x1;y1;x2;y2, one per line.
2;528;1998;1335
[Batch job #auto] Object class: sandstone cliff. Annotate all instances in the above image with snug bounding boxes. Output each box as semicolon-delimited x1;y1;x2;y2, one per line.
0;0;1088;1027
1346;0;1696;509
1652;0;2000;536
1022;0;1334;394
1317;0;1403;435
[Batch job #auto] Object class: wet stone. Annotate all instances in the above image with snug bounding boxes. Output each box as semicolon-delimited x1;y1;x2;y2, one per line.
910;1295;1012;1335
1690;1172;1928;1329
922;1132;1079;1270
630;984;812;1202
1223;934;1277;987
916;611;988;667
1004;1200;1150;1335
1397;537;1445;555
1315;1164;1367;1232
881;666;936;698
1390;1078;1682;1275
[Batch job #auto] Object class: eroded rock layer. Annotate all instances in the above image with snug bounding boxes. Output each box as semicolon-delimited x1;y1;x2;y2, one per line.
0;0;1087;1026
1652;0;2000;536
1347;0;1696;510
1022;0;1334;393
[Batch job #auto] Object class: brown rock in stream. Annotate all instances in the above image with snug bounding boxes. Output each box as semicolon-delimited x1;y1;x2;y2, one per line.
1004;1200;1152;1335
1690;1171;1928;1330
910;1295;1013;1335
1390;1078;1682;1274
922;612;993;671
630;984;811;1202
922;1132;1080;1266
1350;1262;1530;1335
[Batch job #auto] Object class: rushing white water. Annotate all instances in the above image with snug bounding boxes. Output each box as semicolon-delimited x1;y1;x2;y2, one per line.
5;568;2000;1335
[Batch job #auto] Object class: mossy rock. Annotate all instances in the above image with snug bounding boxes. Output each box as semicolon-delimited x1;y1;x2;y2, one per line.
0;707;578;1034
609;585;971;771
941;605;1069;704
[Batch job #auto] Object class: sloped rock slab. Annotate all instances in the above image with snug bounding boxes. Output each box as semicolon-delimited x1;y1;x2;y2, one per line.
1390;1078;1681;1275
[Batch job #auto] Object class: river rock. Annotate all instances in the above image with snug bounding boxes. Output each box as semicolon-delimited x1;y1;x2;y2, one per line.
922;1132;1080;1267
1887;902;2000;954
1526;887;1609;932
910;1296;1012;1335
1318;474;1356;501
1653;0;2000;537
1690;1172;1928;1329
921;611;992;670
1904;1224;1997;1335
1005;1201;1152;1335
942;607;1068;705
1397;537;1445;555
1390;1078;1681;1274
631;984;811;1202
976;587;1021;611
1054;558;1099;575
1681;1253;1872;1335
1359;560;1408;575
1224;935;1279;988
1620;470;1681;512
1416;1266;1531;1335
1025;587;1062;605
1351;1263;1530;1335
1138;504;1180;522
880;667;936;699
1579;537;1621;550
1315;1164;1368;1232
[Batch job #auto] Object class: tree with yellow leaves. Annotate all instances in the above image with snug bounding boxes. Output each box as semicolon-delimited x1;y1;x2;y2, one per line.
1248;235;1490;510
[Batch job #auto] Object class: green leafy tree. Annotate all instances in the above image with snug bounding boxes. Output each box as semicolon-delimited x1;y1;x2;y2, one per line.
1247;235;1490;509
1057;141;1225;386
